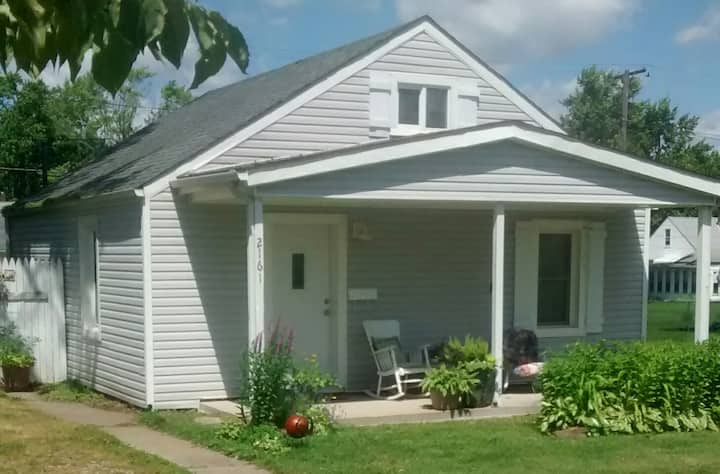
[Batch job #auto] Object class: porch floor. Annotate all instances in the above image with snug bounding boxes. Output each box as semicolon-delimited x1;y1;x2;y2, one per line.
199;392;542;427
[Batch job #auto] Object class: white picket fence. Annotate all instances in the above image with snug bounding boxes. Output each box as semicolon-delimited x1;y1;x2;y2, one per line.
0;258;66;383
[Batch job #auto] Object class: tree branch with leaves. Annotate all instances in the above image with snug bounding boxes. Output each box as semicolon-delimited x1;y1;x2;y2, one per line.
0;0;249;93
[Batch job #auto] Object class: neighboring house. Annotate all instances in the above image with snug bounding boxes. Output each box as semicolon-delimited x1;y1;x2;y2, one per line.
649;216;720;301
5;16;720;409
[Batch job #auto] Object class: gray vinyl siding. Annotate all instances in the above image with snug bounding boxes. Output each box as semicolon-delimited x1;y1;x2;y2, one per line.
150;189;247;409
342;208;490;390
8;199;146;406
200;32;537;173
259;142;714;206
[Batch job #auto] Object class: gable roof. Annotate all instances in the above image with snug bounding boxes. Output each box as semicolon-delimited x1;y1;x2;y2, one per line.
13;15;561;211
661;216;720;263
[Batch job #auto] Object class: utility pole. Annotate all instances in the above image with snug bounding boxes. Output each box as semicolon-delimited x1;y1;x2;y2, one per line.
615;68;647;151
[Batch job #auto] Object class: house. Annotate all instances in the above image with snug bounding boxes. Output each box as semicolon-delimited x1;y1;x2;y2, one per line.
5;16;720;409
649;216;720;300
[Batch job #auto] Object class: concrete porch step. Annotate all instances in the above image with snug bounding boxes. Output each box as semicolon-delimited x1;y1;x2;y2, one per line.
199;400;242;418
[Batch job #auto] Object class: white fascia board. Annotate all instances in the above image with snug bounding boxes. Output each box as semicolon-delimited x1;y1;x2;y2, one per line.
247;126;517;186
514;129;720;197
247;124;720;200
141;22;429;199
422;24;565;134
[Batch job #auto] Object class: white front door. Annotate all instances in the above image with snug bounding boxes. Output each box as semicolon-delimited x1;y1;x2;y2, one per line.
267;221;334;373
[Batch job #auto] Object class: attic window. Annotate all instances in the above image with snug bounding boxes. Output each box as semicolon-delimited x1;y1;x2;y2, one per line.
665;228;671;246
398;85;448;129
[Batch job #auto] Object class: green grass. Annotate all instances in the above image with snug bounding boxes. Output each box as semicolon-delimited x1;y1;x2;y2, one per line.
647;300;720;342
139;411;720;474
0;397;185;474
37;380;132;411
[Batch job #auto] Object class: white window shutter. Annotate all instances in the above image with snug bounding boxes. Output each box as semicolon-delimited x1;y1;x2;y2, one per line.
369;76;392;138
457;83;479;128
583;223;606;333
514;221;538;330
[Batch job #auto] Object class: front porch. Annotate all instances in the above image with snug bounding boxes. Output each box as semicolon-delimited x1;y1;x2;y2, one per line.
199;391;542;426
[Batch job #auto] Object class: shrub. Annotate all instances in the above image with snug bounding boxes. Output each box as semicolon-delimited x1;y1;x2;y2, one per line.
217;422;291;454
0;323;35;368
239;323;338;427
538;339;720;435
239;324;295;426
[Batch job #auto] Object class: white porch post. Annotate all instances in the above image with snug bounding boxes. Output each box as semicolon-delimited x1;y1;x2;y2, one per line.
491;205;505;402
695;206;712;343
247;194;265;347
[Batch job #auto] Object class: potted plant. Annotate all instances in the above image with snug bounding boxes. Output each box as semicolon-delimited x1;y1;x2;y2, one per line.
0;324;36;392
421;361;482;410
437;335;497;408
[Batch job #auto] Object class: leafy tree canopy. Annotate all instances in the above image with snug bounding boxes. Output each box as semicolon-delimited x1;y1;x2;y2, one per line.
0;0;249;93
0;69;185;199
561;67;720;227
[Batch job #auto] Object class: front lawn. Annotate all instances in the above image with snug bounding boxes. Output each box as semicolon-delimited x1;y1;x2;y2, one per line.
647;300;720;342
0;396;185;474
139;411;720;474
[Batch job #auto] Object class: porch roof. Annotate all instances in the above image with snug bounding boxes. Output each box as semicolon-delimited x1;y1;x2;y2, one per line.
176;121;720;202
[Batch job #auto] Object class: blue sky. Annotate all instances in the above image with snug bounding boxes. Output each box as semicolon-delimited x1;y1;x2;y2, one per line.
46;1;720;143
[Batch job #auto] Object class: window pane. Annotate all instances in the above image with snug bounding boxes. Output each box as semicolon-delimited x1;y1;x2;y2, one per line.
537;233;572;326
398;88;420;125
291;253;305;290
426;88;448;128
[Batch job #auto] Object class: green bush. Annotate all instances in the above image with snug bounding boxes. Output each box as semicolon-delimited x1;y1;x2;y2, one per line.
440;335;490;366
217;422;291;454
539;339;720;435
239;323;337;427
0;323;35;368
421;361;482;402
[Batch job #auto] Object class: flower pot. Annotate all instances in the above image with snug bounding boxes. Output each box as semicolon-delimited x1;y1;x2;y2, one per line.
2;365;32;392
429;390;462;411
471;371;496;408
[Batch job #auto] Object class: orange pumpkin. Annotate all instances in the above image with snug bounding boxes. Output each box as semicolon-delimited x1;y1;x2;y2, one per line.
284;414;313;438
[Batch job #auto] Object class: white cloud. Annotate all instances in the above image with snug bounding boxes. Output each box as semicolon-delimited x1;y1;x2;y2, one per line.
395;0;641;66
698;110;720;143
262;0;301;8
521;77;577;120
676;5;720;44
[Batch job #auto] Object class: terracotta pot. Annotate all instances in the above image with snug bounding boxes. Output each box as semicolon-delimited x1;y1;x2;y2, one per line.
429;390;462;411
2;365;32;392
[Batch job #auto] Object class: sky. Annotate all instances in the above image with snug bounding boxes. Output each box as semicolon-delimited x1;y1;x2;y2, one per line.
40;0;720;144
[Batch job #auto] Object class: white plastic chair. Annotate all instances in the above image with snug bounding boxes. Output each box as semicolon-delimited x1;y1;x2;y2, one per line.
362;320;431;400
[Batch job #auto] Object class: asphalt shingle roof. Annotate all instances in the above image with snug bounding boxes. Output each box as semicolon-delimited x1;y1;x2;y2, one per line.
14;16;427;208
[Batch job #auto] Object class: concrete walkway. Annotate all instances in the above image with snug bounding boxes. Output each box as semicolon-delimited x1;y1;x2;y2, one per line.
9;392;267;474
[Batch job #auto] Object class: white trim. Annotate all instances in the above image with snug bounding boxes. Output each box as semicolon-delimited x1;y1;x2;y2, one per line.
142;19;564;198
641;208;651;341
247;195;265;345
141;194;154;407
514;219;591;338
264;212;348;387
246;125;720;200
78;215;100;340
491;205;505;399
695;206;712;343
422;24;564;133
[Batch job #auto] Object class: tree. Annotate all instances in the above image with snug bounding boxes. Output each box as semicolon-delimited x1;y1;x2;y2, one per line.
561;66;720;227
0;0;249;94
97;68;153;144
147;79;192;123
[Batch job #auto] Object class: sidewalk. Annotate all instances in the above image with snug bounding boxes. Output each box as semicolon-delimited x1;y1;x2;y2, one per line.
8;392;267;474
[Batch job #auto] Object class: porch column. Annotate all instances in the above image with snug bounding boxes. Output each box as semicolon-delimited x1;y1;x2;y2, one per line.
247;194;265;347
491;205;505;401
695;206;712;343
